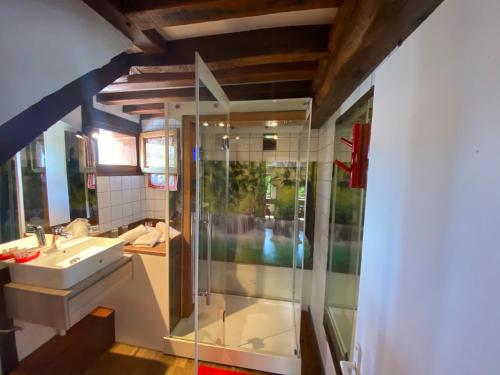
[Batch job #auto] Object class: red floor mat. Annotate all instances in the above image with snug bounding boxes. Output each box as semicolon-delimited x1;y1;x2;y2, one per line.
198;365;250;375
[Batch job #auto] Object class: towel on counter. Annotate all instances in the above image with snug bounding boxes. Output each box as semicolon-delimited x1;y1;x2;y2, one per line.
156;221;182;240
118;225;148;245
133;230;162;248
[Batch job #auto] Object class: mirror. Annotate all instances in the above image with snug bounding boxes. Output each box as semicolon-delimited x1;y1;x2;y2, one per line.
0;106;99;242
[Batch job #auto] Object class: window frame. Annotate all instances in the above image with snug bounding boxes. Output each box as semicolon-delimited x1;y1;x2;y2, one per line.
139;130;178;175
82;106;142;176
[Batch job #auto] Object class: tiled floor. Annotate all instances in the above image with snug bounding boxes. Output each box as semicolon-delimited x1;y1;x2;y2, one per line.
85;343;272;375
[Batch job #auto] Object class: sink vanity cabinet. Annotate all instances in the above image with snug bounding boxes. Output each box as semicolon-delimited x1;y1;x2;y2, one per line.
2;236;133;334
4;255;133;333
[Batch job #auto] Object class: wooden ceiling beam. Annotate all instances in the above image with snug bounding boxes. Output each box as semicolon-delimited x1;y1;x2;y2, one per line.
103;62;317;92
97;81;312;105
127;25;330;72
311;0;444;127
123;103;164;115
124;0;344;29
83;0;167;53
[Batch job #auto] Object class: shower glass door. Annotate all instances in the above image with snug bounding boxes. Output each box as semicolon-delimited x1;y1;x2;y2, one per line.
194;53;230;361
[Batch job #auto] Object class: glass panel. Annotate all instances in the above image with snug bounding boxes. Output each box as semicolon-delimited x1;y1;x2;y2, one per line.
166;54;230;355
195;53;229;353
96;129;137;166
324;96;373;362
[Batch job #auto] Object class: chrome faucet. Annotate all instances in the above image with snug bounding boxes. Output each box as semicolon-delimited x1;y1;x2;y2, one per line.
31;225;46;247
52;226;72;249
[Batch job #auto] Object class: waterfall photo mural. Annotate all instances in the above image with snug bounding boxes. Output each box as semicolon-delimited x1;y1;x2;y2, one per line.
201;160;315;269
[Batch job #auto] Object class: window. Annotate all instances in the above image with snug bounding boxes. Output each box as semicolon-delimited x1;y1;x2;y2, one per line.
96;129;137;166
140;130;178;174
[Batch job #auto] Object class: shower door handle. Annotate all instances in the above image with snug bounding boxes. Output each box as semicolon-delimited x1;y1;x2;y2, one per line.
206;212;212;305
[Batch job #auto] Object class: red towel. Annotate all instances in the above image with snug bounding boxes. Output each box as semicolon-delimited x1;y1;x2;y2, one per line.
198;365;250;375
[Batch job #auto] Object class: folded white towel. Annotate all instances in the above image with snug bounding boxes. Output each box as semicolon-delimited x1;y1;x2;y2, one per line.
119;225;148;245
133;230;162;248
155;221;167;234
169;226;181;239
156;221;181;239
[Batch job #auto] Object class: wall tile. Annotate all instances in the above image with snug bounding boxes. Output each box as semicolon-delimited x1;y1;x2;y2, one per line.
123;202;133;217
276;151;290;161
97;176;110;192
121;176;131;190
110;191;123;206
98;207;111;223
249;138;263;151
111;206;123;221
263;151;276;161
122;189;132;203
277;137;291;152
109;176;122;191
97;191;111;208
249;151;262;161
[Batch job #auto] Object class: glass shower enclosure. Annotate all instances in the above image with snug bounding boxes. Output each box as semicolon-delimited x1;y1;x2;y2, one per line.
164;54;311;374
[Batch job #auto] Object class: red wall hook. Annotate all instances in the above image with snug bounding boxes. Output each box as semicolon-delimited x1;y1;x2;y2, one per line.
334;123;371;188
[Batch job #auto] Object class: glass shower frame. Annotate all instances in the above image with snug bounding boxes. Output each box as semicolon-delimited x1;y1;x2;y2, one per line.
165;53;311;374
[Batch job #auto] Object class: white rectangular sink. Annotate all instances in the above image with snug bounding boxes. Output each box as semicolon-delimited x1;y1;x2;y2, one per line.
7;236;124;289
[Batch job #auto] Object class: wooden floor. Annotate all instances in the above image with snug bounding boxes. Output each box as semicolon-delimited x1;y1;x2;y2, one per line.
85;343;272;375
85;311;322;375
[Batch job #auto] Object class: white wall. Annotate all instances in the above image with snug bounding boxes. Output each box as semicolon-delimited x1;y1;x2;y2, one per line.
355;0;500;374
0;0;132;126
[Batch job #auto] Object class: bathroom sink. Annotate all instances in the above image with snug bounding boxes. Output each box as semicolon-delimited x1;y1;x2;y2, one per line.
7;236;124;289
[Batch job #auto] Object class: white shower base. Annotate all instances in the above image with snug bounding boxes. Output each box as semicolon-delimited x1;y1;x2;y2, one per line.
165;293;302;374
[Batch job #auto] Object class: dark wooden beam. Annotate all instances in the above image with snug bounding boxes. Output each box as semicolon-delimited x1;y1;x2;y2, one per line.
82;106;141;135
97;81;312;105
83;0;167;53
128;25;330;72
124;103;164;115
311;0;444;127
104;62;317;92
0;53;133;164
125;0;343;28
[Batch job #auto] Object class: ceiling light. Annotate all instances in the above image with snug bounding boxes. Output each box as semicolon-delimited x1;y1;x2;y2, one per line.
235;136;240;140
267;121;278;128
222;134;229;140
202;121;209;127
218;122;225;128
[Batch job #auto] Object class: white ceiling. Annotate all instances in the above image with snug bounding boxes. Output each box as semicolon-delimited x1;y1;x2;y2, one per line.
161;8;337;40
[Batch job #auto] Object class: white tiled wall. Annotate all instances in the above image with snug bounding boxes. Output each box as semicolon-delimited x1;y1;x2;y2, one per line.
97;175;146;231
309;74;375;374
145;180;167;220
204;130;319;162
